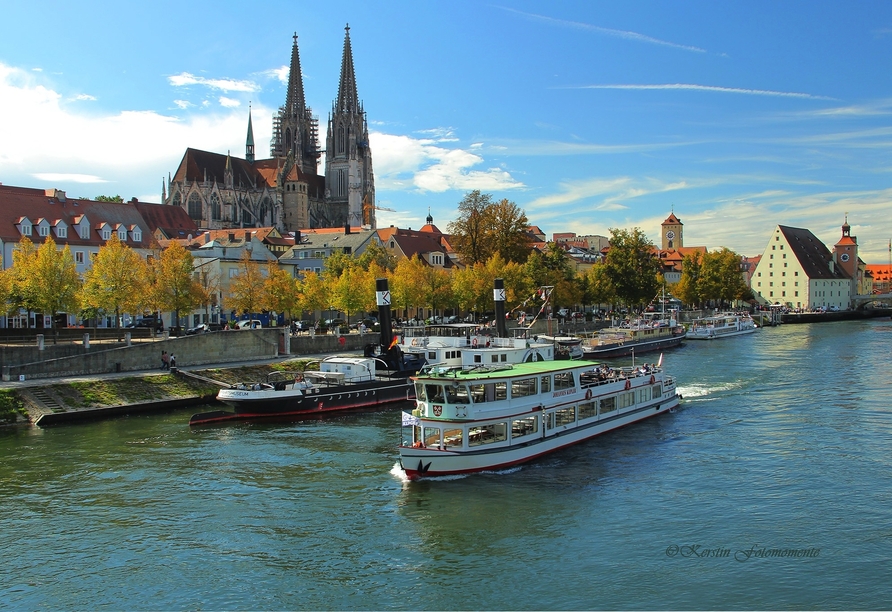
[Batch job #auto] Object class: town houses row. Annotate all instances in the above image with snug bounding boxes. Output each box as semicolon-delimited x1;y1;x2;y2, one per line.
0;182;887;329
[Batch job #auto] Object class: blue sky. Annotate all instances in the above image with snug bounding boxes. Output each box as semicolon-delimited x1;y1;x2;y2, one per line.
3;1;892;262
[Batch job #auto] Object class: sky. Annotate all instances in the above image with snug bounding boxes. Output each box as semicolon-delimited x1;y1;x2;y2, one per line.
3;1;892;262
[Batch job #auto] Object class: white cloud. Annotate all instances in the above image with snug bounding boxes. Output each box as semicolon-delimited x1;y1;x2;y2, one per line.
370;131;524;193
173;99;192;109
257;66;289;84
168;72;258;92
72;93;96;101
219;96;241;108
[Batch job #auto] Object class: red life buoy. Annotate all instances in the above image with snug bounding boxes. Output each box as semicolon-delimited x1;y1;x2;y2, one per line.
624;380;631;390
585;389;593;400
649;375;655;384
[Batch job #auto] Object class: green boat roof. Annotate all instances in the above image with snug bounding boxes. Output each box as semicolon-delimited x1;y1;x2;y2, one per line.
415;360;600;381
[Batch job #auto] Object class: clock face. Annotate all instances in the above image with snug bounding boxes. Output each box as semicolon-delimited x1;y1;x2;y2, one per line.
840;253;850;262
666;230;675;239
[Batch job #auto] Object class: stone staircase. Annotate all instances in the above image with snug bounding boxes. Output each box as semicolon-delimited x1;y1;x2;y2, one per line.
24;387;66;414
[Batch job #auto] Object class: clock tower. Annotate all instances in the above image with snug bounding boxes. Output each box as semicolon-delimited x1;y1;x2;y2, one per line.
661;212;683;250
834;215;858;298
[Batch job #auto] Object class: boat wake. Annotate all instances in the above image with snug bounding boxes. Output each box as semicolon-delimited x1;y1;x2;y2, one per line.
676;380;746;401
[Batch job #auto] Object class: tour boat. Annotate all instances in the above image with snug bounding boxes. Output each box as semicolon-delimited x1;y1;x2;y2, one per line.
687;312;758;340
398;358;679;480
580;311;686;359
189;356;419;425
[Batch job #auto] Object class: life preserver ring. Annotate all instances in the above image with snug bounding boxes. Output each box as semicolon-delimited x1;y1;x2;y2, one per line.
649;375;655;384
624;379;631;390
472;337;478;347
585;389;593;400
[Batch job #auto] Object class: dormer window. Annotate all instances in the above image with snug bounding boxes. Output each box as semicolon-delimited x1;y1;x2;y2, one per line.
55;224;68;238
133;230;142;242
39;225;50;237
118;227;127;241
102;228;111;240
17;217;33;236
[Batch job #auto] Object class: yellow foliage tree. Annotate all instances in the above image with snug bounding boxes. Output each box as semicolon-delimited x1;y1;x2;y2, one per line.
81;235;148;327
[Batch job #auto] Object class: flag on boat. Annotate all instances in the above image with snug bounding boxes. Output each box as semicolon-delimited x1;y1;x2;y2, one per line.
402;411;420;426
657;353;664;367
389;336;400;349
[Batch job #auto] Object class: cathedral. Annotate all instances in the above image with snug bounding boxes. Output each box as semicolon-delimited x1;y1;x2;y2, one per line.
162;26;376;232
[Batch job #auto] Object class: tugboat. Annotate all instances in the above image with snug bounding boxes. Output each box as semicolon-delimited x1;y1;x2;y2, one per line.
189;279;423;425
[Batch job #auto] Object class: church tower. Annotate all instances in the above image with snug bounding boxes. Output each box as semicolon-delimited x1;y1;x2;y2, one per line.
325;24;376;229
834;215;858;299
246;106;255;163
661;212;684;250
271;34;320;175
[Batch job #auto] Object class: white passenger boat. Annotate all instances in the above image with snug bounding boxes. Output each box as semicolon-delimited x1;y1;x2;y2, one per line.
687;312;758;340
398;359;679;480
399;323;556;366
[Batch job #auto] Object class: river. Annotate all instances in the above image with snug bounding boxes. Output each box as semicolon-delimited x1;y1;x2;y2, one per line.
2;319;891;610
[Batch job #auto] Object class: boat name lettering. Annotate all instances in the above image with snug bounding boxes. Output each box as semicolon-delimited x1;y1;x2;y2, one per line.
553;388;577;398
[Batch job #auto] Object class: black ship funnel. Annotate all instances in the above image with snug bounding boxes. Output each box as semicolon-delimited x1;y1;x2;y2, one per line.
377;278;394;349
494;278;507;338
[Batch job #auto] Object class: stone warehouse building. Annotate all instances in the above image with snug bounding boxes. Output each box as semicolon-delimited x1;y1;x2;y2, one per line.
163;26;376;233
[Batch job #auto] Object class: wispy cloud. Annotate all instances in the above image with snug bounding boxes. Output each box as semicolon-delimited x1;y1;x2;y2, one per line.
219;96;241;108
173;99;192;109
72;93;96;101
32;173;107;183
257;66;289;84
573;83;834;100
497;6;707;53
168;72;257;92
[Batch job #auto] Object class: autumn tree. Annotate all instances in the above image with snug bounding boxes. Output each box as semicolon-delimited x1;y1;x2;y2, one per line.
227;251;267;318
297;271;328;319
81;235;148;328
6;236;39;318
447;191;532;266
674;251;704;307
391;256;428;320
604;228;661;310
31;237;80;329
524;243;580;312
357;241;396;272
153;242;203;328
488;198;531;263
263;263;299;321
585;263;617;311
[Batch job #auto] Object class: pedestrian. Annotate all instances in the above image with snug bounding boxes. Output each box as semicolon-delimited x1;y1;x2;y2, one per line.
161;351;169;370
169;354;177;369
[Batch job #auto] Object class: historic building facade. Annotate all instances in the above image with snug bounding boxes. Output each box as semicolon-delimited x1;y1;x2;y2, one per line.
163;26;375;233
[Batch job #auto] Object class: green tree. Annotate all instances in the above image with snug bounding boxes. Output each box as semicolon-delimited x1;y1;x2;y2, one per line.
297;271;328;320
604;228;661;310
524;243;579;312
357;241;396;272
447;190;494;266
489;198;531;263
81;235;148;328
674;251;704;307
94;195;124;202
586;263;617;311
31;237;80;329
391;256;428;320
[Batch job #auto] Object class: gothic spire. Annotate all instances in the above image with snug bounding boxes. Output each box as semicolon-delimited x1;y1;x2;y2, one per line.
335;24;360;114
246;104;255;163
285;33;307;118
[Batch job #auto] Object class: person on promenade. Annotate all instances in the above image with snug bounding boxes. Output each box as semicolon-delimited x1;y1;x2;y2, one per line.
169;354;177;369
161;351;169;370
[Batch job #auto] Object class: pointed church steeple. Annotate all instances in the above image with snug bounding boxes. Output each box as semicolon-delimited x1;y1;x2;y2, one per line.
335;24;360;115
271;33;319;174
246;104;255;163
326;24;375;229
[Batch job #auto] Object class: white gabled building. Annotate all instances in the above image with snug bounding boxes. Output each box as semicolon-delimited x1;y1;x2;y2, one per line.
752;221;857;311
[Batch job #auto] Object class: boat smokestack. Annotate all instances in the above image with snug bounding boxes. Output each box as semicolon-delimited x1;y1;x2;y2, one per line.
377;278;394;349
494;278;507;338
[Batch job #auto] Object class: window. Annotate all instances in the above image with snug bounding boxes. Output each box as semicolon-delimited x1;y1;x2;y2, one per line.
540;375;552;393
511;415;539;440
133;231;141;242
578;401;597;420
56;226;67;238
554;371;575;390
188;192;202;220
21;224;32;236
229;269;239;278
80;225;89;239
210;193;221;220
102;228;111;240
511;378;537;398
600;396;616;415
555;407;576;426
468;422;507;447
118;228;127;241
75;251;84;264
39;225;50;237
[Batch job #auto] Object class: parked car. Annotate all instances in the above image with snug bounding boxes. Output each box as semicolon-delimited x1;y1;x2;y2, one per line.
236;319;263;329
125;317;163;331
185;323;209;335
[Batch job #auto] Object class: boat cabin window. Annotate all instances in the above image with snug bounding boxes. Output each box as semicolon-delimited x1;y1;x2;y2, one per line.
554;371;575;390
511;415;538;439
511;377;537;398
443;428;463;448
637;387;652;403
494;381;508;401
445;383;469;404
578;401;597;420
652;383;662;397
555;406;576;426
540;375;551;393
544;412;555;430
423;426;441;447
469;383;486;403
600;396;616;414
467;422;507;447
618;392;635;409
415;383;426;401
425;384;446;403
490;353;508;363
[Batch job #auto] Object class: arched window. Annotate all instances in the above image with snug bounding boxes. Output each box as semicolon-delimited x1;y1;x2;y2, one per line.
338;126;345;154
172;192;181;208
188;192;202;220
286;128;292;151
210;193;221;220
260;197;272;225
